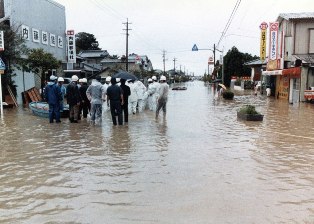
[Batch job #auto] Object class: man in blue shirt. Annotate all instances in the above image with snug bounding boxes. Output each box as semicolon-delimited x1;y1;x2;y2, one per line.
45;75;62;123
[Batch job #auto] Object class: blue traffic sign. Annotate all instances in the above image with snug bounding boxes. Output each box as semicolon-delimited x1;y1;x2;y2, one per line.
0;57;5;70
192;44;198;51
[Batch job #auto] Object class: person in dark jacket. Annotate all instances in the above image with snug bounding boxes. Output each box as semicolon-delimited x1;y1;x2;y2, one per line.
120;79;131;123
106;78;124;125
79;78;90;118
45;75;62;123
66;75;81;123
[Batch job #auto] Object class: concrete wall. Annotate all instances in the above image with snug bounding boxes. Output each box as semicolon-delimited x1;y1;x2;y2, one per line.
294;20;314;54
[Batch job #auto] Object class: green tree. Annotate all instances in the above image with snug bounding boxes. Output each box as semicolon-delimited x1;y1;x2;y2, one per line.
223;46;258;86
75;32;100;53
0;22;29;97
27;48;61;87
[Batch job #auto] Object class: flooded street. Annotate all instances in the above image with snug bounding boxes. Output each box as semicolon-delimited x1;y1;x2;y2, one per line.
0;81;313;223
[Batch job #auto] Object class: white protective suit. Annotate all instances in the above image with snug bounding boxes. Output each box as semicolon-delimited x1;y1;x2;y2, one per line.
128;81;138;114
152;81;160;111
135;80;147;112
145;82;157;111
102;82;111;112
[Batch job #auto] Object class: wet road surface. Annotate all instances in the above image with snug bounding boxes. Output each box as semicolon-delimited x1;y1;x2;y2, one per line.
0;81;313;223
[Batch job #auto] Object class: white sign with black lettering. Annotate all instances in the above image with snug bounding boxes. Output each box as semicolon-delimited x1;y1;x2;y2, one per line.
21;25;30;40
42;31;48;45
32;28;40;43
0;31;4;51
50;34;56;47
58;36;63;48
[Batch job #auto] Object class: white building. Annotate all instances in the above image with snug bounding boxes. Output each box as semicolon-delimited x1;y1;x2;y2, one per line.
2;0;66;104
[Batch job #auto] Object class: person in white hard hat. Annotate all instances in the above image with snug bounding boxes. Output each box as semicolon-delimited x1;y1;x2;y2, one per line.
57;77;66;112
66;75;81;123
156;75;169;118
151;75;160;111
127;79;138;114
45;75;62;123
102;76;111;112
86;76;105;124
145;78;156;111
134;79;146;112
79;78;90;118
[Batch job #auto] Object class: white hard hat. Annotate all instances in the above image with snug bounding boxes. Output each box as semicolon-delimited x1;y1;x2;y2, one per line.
152;76;157;81
106;76;111;82
50;75;57;81
78;79;83;83
57;77;64;82
71;75;79;81
160;75;166;81
82;78;87;83
148;78;153;82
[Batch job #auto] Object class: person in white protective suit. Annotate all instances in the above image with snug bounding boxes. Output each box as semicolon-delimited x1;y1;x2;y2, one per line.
156;75;169;118
135;80;147;113
151;75;160;111
145;78;156;111
102;76;111;112
128;80;138;114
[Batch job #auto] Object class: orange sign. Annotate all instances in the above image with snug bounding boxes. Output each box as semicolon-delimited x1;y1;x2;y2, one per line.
277;75;289;100
267;59;281;71
282;67;301;78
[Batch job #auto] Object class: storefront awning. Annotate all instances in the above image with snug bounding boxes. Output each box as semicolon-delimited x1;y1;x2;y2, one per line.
262;70;282;76
282;67;301;78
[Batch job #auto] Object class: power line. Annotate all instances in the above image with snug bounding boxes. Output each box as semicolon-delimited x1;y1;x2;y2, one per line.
217;0;242;48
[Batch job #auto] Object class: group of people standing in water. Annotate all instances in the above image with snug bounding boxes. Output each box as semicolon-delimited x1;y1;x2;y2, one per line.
44;74;169;125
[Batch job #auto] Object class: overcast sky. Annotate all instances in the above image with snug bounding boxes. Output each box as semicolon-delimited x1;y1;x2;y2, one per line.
54;0;313;76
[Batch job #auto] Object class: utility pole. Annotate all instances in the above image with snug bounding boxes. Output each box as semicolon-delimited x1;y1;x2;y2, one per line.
123;18;132;71
173;58;177;72
213;43;216;68
162;50;166;75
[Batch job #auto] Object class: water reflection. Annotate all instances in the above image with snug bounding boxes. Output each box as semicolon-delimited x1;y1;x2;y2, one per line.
0;81;313;223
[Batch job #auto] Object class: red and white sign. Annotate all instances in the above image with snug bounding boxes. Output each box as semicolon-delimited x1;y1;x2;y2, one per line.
208;56;214;65
269;22;279;61
259;22;268;30
67;30;76;63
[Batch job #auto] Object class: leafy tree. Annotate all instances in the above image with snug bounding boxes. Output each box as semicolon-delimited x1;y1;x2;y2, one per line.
0;22;29;97
108;54;119;59
223;46;258;86
27;48;61;87
75;32;100;53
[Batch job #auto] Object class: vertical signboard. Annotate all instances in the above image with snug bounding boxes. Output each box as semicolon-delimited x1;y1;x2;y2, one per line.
269;22;279;61
0;31;4;51
259;22;268;61
0;58;5;118
67;30;76;63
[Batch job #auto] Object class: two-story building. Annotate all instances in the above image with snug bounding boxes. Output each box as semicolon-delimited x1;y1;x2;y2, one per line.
262;12;314;103
64;50;109;79
100;53;153;78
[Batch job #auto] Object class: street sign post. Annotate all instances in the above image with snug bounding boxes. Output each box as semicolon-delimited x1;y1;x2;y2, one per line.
192;44;198;51
0;57;5;118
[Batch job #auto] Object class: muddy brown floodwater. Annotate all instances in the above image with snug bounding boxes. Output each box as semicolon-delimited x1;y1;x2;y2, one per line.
0;81;313;223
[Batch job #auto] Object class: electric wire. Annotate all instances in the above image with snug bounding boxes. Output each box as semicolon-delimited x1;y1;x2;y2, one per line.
217;0;241;48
